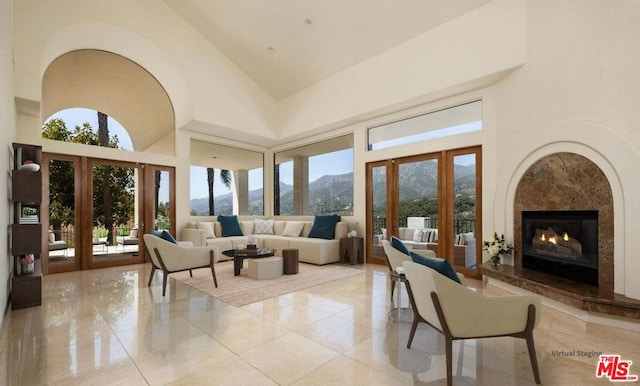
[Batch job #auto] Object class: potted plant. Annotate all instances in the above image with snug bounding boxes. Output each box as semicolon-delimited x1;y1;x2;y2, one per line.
483;232;513;267
18;254;35;275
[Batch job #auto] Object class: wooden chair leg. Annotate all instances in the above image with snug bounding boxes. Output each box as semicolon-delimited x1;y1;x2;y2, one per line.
153;247;171;296
407;316;419;348
445;335;453;386
147;266;156;287
210;250;218;288
162;269;168;296
405;279;419;348
189;269;193;277
390;279;396;302
525;304;541;384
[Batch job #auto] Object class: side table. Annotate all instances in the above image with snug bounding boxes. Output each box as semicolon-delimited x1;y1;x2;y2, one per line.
282;248;299;274
340;237;364;265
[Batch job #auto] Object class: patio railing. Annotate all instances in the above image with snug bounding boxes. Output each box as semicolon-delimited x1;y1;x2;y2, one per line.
372;217;475;236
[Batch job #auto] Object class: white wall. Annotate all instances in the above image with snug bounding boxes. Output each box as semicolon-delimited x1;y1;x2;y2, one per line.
276;0;526;138
0;0;15;319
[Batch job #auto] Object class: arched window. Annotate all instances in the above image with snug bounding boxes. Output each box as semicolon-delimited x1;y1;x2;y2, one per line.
43;108;133;150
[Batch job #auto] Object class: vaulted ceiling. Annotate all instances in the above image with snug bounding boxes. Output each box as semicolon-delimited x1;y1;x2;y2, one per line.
162;0;492;100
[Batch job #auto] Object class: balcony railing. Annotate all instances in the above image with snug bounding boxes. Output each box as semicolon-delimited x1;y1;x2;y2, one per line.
50;218;137;247
372;217;475;236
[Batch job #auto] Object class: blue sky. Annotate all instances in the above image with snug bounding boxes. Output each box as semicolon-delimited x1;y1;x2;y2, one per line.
189;148;354;200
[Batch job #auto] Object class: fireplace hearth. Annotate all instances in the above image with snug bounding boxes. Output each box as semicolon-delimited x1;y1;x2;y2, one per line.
522;210;598;286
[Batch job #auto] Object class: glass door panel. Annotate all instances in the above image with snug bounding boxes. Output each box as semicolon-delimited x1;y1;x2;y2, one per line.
43;154;81;274
396;156;441;256
449;147;482;274
367;161;390;265
152;168;174;233
143;165;175;262
90;160;143;268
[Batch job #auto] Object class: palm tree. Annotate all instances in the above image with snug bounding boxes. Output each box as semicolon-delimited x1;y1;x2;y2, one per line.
207;168;232;215
98;111;114;244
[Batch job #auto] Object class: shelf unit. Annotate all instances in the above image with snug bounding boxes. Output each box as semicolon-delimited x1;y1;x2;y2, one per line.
10;143;43;309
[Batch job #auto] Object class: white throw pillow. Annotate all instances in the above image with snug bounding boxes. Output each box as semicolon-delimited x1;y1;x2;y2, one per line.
254;219;274;235
412;229;423;243
422;229;438;243
282;221;305;237
196;222;215;239
404;228;416;241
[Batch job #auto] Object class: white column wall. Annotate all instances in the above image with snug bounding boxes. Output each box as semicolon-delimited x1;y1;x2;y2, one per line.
1;0;15;321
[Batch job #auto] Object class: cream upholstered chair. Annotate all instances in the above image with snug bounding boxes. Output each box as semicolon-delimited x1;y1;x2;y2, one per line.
143;234;219;296
382;239;411;301
382;239;438;301
402;261;542;385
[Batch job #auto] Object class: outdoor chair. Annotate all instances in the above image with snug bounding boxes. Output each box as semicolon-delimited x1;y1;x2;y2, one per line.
402;260;542;385
143;233;219;296
117;227;139;251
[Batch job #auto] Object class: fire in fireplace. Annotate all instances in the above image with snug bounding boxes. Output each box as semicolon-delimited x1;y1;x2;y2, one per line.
522;210;598;286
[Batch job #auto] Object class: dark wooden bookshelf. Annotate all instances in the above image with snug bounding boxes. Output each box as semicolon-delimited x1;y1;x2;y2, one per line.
10;143;43;310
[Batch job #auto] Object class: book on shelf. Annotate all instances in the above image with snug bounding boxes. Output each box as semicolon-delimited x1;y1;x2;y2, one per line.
19;216;39;224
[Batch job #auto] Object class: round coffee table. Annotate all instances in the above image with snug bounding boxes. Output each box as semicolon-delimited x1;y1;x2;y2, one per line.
222;248;276;276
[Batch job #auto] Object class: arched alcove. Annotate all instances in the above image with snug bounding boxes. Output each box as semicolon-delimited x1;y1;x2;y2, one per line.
41;49;175;155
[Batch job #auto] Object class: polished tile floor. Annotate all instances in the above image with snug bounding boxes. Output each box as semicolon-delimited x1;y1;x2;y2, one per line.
1;262;639;385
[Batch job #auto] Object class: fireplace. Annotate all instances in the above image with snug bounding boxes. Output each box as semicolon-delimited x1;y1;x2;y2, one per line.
522;210;598;286
481;153;634;318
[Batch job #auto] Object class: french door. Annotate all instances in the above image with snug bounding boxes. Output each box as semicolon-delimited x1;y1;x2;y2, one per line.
42;153;175;274
366;146;482;278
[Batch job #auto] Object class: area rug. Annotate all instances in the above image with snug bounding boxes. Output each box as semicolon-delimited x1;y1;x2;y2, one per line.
172;261;364;307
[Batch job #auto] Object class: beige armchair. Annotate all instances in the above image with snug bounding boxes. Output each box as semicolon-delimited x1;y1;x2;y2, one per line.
382;240;414;301
382;239;456;300
402;261;542;385
143;234;220;296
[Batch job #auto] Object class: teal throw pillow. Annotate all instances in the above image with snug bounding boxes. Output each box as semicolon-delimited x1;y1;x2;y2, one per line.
409;252;462;284
218;215;243;237
391;236;411;256
150;229;163;238
308;215;341;240
160;230;178;244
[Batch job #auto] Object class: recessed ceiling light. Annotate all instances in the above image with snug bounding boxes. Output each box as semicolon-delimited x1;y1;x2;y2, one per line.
267;46;276;54
304;19;313;28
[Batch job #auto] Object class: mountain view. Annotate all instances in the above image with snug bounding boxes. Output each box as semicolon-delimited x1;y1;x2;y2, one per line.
190;173;354;216
372;160;476;209
190;161;475;220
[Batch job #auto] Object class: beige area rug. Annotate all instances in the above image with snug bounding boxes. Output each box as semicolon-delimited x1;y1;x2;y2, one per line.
172;261;364;307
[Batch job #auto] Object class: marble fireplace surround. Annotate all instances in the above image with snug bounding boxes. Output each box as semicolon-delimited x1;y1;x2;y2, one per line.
483;152;640;319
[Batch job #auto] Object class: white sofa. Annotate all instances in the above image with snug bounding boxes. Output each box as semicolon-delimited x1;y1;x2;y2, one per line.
182;219;352;265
